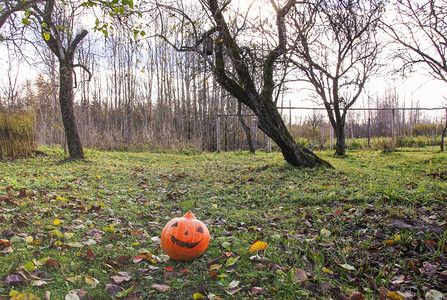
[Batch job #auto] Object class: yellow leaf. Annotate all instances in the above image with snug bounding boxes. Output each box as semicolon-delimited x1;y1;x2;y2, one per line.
248;241;268;253
226;257;239;267
53;219;61;226
322;267;334;275
193;293;205;300
85;276;99;288
386;291;403;300
64;233;74;239
340;263;355;271
24;262;35;273
209;264;222;271
26;236;34;243
10;293;40;300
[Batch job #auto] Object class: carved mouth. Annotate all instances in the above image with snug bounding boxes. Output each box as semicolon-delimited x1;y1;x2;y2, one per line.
171;235;200;249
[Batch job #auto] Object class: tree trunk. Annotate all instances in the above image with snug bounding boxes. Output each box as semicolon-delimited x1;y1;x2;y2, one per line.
255;98;330;168
59;60;84;159
334;125;346;156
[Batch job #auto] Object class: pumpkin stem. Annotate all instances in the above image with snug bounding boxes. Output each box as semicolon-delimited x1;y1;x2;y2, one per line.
183;211;195;219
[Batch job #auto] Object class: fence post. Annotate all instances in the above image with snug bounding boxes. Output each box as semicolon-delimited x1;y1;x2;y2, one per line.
392;108;396;150
253;119;258;150
216;116;220;152
330;125;333;151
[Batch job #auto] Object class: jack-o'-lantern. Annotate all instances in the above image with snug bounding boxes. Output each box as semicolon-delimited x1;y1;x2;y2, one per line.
161;211;210;260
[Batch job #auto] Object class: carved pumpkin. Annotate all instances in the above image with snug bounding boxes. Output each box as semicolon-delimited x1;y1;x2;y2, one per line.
161;211;210;261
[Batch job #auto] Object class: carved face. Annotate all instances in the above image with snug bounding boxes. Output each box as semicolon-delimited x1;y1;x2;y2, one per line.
161;211;210;261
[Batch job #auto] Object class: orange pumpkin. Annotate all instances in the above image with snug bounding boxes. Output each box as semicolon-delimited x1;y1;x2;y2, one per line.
161;211;210;260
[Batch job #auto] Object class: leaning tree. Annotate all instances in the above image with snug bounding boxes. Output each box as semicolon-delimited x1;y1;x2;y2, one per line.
150;0;331;168
289;0;384;156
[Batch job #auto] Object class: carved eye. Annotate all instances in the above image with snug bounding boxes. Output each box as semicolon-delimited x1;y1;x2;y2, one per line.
184;231;189;236
196;226;203;233
170;221;179;228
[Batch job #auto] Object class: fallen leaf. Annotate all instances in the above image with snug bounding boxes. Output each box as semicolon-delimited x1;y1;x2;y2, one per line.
130;230;143;238
105;284;124;297
151;283;170;292
116;255;132;265
116;284;136;298
65;292;80;300
10;293;40;300
386;291;403;300
425;290;444;300
86;249;95;261
226;287;241;295
66;242;83;248
229;280;239;289
4;274;25;284
133;252;155;263
251;286;268;295
248;241;268;253
439;270;447;281
45;258;61;269
85;276;99;288
193;293;205;300
292;269;308;285
226;257;239;267
322;267;334;275
24;262;35;273
66;276;83;285
163;266;173;271
209;264;222;271
111;272;132;284
209;271;218;281
32;280;49;287
340;263;355;271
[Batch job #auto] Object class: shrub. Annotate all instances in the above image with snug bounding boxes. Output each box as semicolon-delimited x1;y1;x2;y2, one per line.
0;111;36;159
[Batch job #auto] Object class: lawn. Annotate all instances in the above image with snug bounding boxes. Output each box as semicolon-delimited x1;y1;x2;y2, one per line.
0;147;446;299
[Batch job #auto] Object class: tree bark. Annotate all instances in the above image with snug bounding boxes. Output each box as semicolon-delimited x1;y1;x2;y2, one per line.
334;124;346;156
59;60;84;159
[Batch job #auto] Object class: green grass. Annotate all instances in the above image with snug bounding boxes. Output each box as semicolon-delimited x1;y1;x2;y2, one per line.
0;147;446;299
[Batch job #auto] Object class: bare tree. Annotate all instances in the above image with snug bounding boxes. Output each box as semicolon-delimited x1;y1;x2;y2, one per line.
290;0;383;156
385;0;447;83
